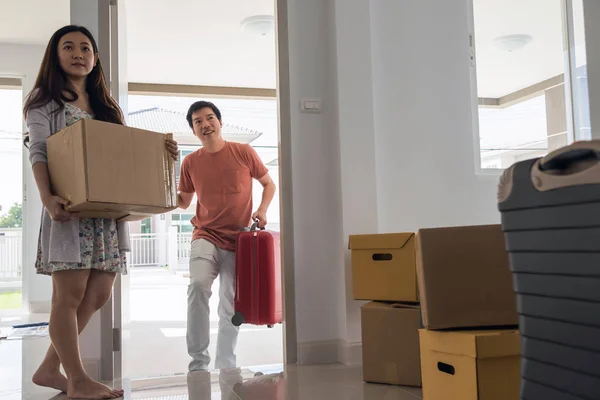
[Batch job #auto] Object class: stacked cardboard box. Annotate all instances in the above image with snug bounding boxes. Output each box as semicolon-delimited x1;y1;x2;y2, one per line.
350;225;522;398
349;233;422;387
47;119;177;221
416;224;521;400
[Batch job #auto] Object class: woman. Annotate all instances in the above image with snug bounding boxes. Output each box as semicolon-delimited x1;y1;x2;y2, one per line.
24;25;178;399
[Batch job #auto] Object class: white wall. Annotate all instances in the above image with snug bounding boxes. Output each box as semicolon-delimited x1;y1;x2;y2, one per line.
0;43;49;311
284;0;503;364
584;0;600;139
332;0;379;358
282;0;346;363
369;0;500;232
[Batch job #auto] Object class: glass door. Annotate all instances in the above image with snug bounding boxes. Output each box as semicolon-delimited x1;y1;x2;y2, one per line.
563;0;591;141
0;79;24;314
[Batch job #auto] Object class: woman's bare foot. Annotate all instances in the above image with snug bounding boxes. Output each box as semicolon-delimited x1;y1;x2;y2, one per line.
67;376;124;399
32;365;68;393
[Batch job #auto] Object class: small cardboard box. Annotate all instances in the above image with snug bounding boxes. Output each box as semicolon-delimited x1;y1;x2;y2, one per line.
361;302;422;387
416;224;518;330
419;329;520;400
47;119;177;222
349;233;418;302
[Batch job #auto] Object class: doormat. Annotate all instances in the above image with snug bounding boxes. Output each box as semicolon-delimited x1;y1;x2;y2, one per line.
1;322;49;340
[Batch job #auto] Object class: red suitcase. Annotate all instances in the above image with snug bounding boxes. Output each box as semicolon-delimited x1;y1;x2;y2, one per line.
231;222;282;327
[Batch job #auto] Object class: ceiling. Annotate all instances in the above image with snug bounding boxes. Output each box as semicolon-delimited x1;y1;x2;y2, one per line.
0;0;276;89
0;0;70;45
0;0;587;95
473;0;585;98
125;0;277;88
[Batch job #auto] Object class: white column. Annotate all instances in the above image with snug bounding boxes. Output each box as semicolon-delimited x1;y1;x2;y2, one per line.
584;0;600;138
7;42;52;400
71;0;128;382
71;0;109;382
17;44;48;314
155;215;168;266
167;226;178;272
110;0;128;381
333;0;379;364
279;0;346;365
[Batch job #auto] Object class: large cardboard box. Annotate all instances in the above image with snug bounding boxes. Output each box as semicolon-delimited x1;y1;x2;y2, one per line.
361;302;422;387
419;329;520;400
349;233;418;302
416;224;518;330
47;119;177;221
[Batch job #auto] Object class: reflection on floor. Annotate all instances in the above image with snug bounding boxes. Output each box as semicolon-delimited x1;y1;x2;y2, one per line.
1;313;422;400
1;363;422;400
123;268;284;377
0;268;284;380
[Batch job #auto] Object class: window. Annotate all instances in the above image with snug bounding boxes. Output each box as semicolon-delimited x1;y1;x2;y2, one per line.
172;213;194;233
569;0;591;141
140;218;152;234
0;81;23;310
479;95;550;169
471;0;589;170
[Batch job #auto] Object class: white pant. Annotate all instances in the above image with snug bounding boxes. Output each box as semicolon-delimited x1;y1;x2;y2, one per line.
187;239;239;372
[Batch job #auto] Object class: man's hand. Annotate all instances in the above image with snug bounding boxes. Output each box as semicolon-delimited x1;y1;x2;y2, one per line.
165;135;179;160
251;208;268;229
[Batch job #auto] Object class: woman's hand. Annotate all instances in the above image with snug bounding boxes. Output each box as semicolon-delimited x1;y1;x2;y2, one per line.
42;194;72;221
165;136;179;161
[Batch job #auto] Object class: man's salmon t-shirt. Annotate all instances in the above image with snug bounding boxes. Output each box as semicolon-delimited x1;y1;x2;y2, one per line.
178;142;269;252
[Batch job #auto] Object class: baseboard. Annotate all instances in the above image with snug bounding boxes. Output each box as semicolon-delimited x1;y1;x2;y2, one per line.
29;301;51;313
339;341;363;366
82;359;101;381
297;340;341;365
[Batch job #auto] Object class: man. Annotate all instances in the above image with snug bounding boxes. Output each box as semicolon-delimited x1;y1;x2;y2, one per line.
177;101;276;372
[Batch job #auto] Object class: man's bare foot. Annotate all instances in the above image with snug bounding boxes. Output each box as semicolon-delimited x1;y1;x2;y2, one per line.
32;365;68;393
67;377;124;399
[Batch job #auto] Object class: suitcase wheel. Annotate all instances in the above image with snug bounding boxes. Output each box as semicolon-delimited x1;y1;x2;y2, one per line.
232;312;245;327
267;324;274;328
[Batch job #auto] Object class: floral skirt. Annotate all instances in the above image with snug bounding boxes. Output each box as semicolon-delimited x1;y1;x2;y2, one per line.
35;218;128;276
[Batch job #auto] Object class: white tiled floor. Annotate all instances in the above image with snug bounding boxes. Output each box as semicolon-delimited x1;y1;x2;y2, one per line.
0;268;421;399
0;268;284;380
0;315;422;400
0;362;422;400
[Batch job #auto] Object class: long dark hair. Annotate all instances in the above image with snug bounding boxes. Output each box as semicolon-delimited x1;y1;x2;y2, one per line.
23;25;123;146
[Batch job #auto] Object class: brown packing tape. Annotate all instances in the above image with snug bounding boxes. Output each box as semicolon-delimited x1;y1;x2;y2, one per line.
390;303;419;309
163;133;173;207
81;120;90;203
415;232;429;328
165;133;177;208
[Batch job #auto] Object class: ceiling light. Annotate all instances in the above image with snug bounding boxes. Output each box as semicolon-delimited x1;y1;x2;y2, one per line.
241;15;275;36
492;34;533;52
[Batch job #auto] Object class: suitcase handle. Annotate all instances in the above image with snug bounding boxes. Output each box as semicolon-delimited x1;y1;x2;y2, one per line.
240;220;266;232
250;219;266;231
530;141;600;192
539;148;600;171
